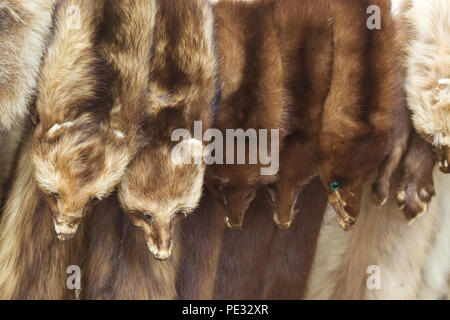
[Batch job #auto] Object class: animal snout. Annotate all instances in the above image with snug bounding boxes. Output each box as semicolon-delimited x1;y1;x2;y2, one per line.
225;216;243;230
57;232;76;241
53;219;79;240
147;240;173;261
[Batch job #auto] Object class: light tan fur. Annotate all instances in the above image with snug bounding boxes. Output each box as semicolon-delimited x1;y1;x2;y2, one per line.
306;173;440;299
0;129;85;299
399;0;450;171
418;172;450;299
31;0;136;239
0;0;55;203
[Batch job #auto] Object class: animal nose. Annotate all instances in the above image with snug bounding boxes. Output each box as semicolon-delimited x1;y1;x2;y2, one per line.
225;216;243;230
147;239;173;261
152;249;172;261
154;254;170;261
57;233;75;241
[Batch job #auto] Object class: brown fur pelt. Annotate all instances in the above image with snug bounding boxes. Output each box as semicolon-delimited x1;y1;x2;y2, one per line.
206;0;288;229
117;0;220;260
0;0;56;205
0;129;85;299
264;0;333;229
82;0;218;298
320;0;402;231
177;178;327;299
98;0;156;135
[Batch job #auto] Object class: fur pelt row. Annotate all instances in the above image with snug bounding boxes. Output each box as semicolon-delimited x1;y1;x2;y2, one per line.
307;0;450;300
0;0;448;300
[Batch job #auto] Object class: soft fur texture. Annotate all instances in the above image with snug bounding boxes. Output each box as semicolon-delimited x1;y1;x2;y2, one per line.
0;130;85;299
206;0;287;229
0;0;55;204
75;0;181;299
80;195;179;299
31;0;132;239
117;0;219;260
320;0;402;231
265;0;332;229
306;171;440;300
177;178;327;299
396;0;450;299
418;171;450;299
398;0;450;172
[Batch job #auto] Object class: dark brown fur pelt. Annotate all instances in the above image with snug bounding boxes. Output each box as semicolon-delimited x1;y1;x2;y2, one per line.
117;0;220;260
395;133;436;221
0;0;56;205
320;0;403;231
0;129;85;299
206;0;288;229
176;178;327;299
264;0;333;229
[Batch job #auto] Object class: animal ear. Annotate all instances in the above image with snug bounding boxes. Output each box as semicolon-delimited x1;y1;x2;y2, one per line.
113;130;125;139
171;138;204;166
46;122;74;138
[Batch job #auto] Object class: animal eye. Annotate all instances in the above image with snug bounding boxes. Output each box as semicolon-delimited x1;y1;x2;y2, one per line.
244;191;254;201
50;192;60;200
175;209;188;219
88;196;98;203
143;213;155;222
329;181;340;192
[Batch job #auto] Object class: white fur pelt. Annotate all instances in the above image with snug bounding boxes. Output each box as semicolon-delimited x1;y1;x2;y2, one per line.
399;0;450;147
417;172;450;299
305;172;442;300
0;0;56;201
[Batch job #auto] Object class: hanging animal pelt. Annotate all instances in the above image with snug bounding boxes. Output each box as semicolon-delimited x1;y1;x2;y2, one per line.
116;0;220;260
205;0;288;230
319;0;402;231
0;0;56;204
399;0;450;172
0;131;86;299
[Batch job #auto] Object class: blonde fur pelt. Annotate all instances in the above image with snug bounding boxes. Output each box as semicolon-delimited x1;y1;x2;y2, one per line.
0;0;56;203
417;172;450;299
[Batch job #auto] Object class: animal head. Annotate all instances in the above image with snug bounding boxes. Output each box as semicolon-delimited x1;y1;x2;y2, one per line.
206;161;277;229
32;119;135;240
117;139;205;261
411;79;450;172
320;159;366;231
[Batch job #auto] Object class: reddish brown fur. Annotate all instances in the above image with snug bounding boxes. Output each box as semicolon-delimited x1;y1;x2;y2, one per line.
320;0;402;230
207;0;288;229
176;178;327;299
266;0;333;229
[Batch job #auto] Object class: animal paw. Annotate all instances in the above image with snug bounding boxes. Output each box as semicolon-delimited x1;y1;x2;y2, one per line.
396;179;435;223
436;151;450;174
372;177;390;207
